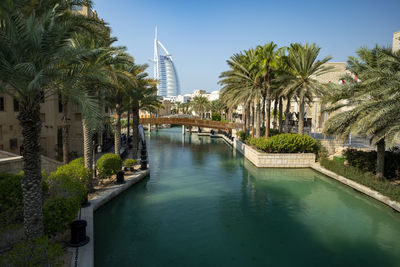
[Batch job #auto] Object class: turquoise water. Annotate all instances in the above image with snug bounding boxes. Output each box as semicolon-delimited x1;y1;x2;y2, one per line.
95;128;400;267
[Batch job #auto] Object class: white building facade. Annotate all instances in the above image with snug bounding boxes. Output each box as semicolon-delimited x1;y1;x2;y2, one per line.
153;28;180;97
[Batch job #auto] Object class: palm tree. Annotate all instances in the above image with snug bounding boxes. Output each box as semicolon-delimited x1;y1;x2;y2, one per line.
0;0;100;239
324;46;400;177
219;50;263;136
284;43;333;135
125;63;160;156
191;95;210;119
254;42;278;139
210;99;225;117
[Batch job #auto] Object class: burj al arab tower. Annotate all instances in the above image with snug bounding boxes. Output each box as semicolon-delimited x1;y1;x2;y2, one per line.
153;27;180;97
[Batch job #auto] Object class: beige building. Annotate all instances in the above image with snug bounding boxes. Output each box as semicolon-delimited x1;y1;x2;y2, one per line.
393;31;400;52
139;100;172;118
0;6;104;160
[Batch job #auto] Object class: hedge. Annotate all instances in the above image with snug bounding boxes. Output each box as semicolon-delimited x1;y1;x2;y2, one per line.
248;133;320;153
343;148;400;178
320;157;400;202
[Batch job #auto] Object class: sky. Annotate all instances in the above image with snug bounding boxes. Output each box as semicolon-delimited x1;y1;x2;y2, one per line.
93;0;400;94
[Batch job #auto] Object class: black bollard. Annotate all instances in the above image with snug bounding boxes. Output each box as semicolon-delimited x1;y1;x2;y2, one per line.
116;171;125;184
81;194;90;208
69;220;89;247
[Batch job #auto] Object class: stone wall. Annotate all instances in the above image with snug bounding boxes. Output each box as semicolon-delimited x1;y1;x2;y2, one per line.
0;150;62;174
319;139;344;155
233;139;316;168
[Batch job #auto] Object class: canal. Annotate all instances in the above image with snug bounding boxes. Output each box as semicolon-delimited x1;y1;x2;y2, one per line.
95;127;400;267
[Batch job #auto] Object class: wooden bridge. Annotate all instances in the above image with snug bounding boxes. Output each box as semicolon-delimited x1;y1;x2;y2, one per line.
139;117;243;130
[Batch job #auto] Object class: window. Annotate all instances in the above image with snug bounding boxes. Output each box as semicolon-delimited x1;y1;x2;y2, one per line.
9;138;17;150
0;97;4;111
13;98;19;112
75;113;81;121
105;106;109;113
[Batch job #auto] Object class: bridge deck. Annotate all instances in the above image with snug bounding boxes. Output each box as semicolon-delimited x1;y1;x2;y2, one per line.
139;117;242;130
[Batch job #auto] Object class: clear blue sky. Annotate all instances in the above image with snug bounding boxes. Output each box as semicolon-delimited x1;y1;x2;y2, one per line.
93;0;400;94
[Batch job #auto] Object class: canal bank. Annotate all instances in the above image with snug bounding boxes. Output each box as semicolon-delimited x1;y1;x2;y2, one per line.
72;169;150;267
229;134;400;213
94;128;400;267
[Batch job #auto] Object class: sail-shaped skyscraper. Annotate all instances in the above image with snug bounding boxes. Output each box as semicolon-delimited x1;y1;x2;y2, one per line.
153;27;180;97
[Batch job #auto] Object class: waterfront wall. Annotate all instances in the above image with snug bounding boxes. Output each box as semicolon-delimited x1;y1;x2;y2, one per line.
232;139;316;168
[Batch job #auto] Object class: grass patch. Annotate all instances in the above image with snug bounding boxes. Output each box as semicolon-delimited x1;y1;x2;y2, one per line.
320;158;400;202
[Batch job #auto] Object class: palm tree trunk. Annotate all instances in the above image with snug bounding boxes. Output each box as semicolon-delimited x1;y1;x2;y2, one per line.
132;101;140;158
265;87;272;139
82;119;93;192
262;94;266;128
376;138;385;178
273;97;278;130
246;103;251;134
255;99;261;138
114;105;121;156
298;91;305;135
278;97;283;133
251;104;255;138
127;110;130;144
284;97;291;133
61;96;70;164
243;104;247;133
18;106;44;239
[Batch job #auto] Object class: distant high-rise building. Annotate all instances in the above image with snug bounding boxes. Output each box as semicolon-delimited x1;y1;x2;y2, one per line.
153;27;180;97
393;30;400;52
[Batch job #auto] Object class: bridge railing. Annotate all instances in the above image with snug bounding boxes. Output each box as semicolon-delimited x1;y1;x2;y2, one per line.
139;117;243;130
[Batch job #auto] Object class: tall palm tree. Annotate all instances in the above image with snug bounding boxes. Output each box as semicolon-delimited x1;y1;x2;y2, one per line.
125;63;160;156
324;46;400;177
0;0;99;239
219;50;263;136
284;43;333;135
254;42;278;139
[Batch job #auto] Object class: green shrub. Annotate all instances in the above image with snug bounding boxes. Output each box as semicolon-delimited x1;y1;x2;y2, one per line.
0;236;63;266
0;173;23;213
53;157;90;185
0;172;48;213
124;159;137;168
320;157;400;202
333;156;346;164
43;197;80;237
97;153;123;178
343;148;400;178
248;133;319;153
211;113;221;121
46;172;87;204
249;137;269;151
237;131;250;142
